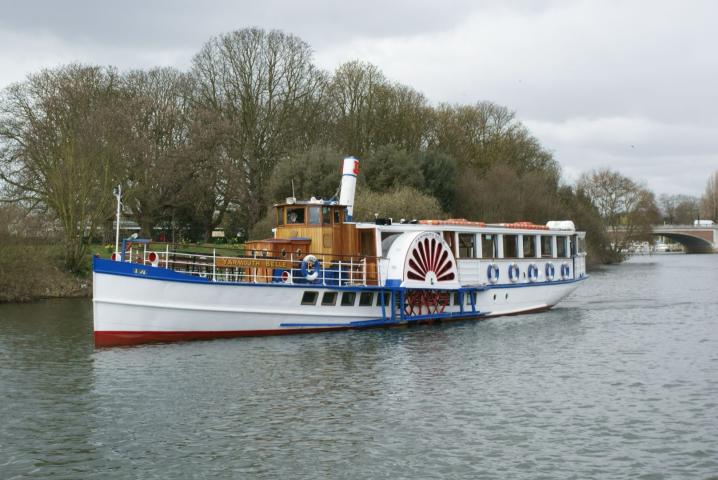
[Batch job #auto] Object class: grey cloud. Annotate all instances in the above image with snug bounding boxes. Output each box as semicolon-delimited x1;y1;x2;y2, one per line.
0;0;715;196
0;0;487;49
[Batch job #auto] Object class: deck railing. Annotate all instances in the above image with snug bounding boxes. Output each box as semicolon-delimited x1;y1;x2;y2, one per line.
117;243;378;286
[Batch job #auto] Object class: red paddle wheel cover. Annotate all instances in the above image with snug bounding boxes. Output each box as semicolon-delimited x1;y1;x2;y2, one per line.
406;236;455;282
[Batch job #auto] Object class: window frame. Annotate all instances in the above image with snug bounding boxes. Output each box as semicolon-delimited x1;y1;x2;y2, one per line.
301;291;318;305
321;291;338;306
287;207;306;225
503;234;519;259
458;233;475;258
359;292;374;307
341;291;356;306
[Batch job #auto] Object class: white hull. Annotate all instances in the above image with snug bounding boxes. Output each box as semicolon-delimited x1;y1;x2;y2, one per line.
93;266;583;346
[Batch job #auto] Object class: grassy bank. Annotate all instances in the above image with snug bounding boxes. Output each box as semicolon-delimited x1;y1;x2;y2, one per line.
0;243;91;303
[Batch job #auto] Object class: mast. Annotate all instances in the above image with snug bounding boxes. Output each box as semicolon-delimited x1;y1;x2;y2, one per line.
113;184;122;257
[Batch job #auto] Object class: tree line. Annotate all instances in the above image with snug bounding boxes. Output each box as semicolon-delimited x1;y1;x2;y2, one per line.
1;27;715;273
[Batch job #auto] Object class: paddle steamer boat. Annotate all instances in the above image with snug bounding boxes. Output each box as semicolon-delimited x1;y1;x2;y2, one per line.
93;157;587;346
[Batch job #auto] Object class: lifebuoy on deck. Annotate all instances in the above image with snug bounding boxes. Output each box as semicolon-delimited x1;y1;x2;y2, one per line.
147;251;159;267
560;263;571;280
545;263;555;281
280;270;291;283
528;264;539;282
487;263;500;284
508;263;520;283
300;255;322;282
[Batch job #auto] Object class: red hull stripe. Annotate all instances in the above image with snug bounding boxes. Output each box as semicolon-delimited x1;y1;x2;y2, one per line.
93;305;552;347
94;328;349;347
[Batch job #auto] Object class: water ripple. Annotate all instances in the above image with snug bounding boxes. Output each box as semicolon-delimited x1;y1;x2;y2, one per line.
1;255;718;479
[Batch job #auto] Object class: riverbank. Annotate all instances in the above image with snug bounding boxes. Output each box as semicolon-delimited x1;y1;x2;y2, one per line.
0;242;246;303
0;244;91;303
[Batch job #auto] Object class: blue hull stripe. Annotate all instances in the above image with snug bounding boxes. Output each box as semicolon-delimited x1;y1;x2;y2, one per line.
279;310;489;329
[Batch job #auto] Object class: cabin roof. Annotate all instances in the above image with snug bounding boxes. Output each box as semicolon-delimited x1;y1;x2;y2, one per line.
354;221;582;235
273;199;343;207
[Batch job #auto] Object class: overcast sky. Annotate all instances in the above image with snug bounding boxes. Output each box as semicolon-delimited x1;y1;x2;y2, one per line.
1;0;715;196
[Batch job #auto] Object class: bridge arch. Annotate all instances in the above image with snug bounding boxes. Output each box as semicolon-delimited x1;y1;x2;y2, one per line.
652;232;714;254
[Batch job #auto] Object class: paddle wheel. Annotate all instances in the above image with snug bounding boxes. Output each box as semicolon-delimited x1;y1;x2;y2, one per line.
403;290;451;316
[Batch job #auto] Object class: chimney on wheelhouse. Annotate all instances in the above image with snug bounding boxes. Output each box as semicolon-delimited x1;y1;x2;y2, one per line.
339;156;359;221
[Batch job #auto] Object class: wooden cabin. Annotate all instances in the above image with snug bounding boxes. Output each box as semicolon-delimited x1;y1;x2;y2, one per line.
244;199;378;283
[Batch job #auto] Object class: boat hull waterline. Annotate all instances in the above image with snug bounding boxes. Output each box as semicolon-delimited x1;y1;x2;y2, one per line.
93;258;585;347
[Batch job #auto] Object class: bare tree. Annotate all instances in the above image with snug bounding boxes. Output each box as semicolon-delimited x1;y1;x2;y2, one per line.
428;101;558;180
578;169;659;258
326;61;431;155
0;65;123;271
118;67;194;238
191;28;327;237
700;170;718;222
658;194;699;225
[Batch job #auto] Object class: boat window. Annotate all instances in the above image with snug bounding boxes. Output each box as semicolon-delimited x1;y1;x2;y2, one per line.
481;234;497;259
359;292;374;306
277;207;285;226
287;207;305;225
301;291;318;305
308;206;321;225
503;235;518;258
334;209;342;224
452;292;461;305
376;291;391;306
459;233;475;258
541;236;554;258
359;229;376;257
557;236;567;258
577;235;587;255
321;292;337;306
522;235;537;258
341;292;356;306
322;207;331;225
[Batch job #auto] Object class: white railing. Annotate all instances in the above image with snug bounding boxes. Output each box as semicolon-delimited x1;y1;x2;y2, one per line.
117;243;376;286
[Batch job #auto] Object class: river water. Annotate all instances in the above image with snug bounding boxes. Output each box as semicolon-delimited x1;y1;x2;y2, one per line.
1;254;717;479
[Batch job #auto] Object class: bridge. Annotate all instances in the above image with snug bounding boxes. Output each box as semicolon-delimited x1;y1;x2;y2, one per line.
610;224;718;253
651;224;718;253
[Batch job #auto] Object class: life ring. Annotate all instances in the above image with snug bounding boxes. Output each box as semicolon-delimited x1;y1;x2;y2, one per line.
528;263;539;282
300;255;322;282
280;270;291;283
545;263;555;281
487;263;500;284
560;263;571;280
147;251;159;267
508;263;520;283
